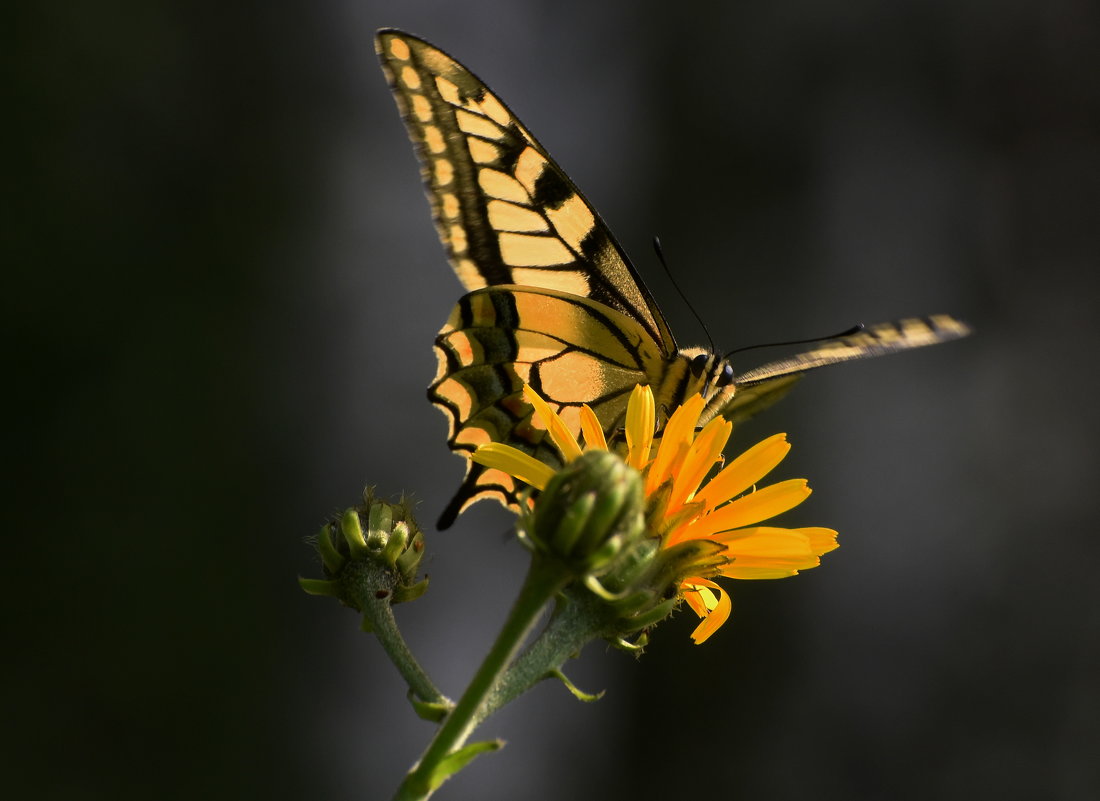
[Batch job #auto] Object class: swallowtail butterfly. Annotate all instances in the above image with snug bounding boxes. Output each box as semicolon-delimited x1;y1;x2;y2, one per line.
376;29;969;528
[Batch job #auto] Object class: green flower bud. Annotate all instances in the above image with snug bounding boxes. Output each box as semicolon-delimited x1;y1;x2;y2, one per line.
528;451;645;571
301;488;428;610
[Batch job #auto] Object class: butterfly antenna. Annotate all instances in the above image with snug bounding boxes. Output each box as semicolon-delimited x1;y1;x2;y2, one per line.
724;324;865;359
652;237;716;353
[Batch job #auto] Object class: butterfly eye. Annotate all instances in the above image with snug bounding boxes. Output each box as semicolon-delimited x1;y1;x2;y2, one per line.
715;363;735;388
690;354;709;376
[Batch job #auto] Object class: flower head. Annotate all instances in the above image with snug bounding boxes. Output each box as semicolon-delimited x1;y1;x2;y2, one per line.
472;385;838;644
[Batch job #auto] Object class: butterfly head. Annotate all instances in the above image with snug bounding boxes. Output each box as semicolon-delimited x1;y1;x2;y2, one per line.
672;347;738;425
689;351;735;391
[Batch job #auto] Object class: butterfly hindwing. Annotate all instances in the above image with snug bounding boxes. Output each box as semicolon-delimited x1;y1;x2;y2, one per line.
430;285;669;526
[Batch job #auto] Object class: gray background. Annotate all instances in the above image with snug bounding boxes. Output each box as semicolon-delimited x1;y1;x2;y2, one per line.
10;1;1099;799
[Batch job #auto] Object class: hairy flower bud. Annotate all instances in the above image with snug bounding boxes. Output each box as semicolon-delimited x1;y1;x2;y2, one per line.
300;489;428;607
526;450;645;571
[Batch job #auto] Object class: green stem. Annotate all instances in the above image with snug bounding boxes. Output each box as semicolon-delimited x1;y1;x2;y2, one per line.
366;594;448;706
474;592;610;725
393;556;572;801
346;561;447;706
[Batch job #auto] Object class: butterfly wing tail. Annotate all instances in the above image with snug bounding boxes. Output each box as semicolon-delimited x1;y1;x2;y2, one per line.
436;488;464;531
435;463;520;530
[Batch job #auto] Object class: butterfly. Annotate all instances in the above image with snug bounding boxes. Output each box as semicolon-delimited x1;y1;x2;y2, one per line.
375;29;970;529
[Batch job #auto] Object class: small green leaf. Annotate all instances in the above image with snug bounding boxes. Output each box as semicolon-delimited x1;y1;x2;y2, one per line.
551;490;596;556
392;577;429;604
620;596;678;631
367;501;393;550
581;574;630;602
340;508;368;557
396;530;425;574
382;520;410;566
548;669;604;703
407;690;453;722
316;524;346;574
298;577;339;597
609;631;648;653
427;740;503;791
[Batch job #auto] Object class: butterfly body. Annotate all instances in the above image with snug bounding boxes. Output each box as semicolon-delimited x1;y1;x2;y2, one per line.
376;29;969;528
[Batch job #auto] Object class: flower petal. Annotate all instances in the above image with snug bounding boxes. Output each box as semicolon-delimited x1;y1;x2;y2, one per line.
720;526;838;556
523;385;582;462
682;578;732;644
579;404;608;451
471;442;556;491
722;566;801;579
668;417;732;512
717;526;833;576
625;385;655;469
689;479;811;539
798;527;840;555
646;393;705;494
693;433;791;509
683;582;712;618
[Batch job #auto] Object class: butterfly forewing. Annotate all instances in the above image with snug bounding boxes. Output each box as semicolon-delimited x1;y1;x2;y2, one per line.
376;29;674;349
684;316;972;427
733;315;971;387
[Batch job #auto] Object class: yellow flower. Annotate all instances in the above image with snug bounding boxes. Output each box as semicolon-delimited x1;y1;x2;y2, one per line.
472;385;838;644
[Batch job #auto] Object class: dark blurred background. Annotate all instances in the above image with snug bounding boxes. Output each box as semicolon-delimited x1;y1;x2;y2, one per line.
9;1;1099;799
